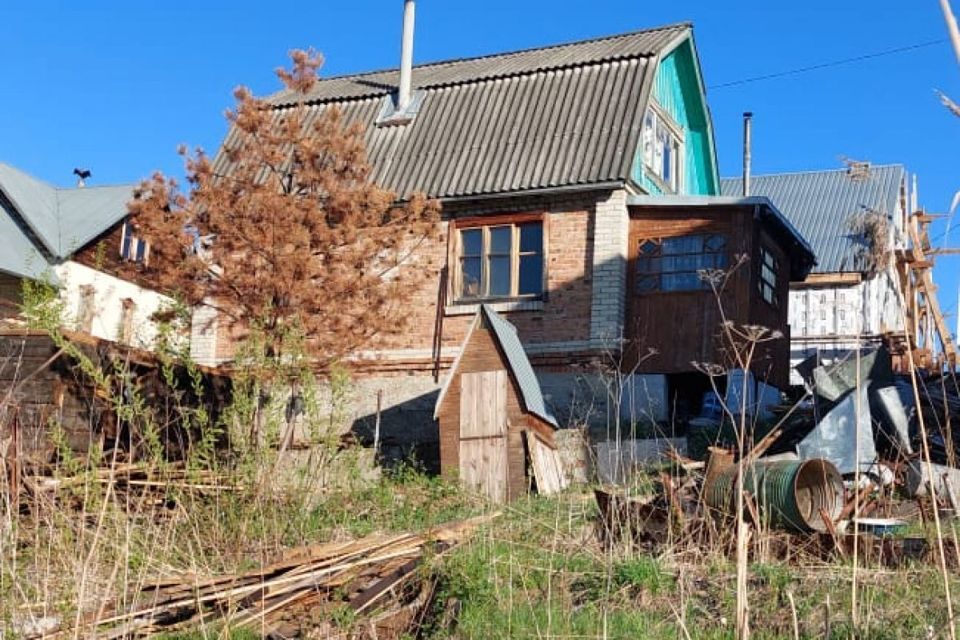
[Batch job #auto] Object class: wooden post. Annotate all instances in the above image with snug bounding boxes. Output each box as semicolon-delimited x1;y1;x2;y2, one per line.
374;389;383;457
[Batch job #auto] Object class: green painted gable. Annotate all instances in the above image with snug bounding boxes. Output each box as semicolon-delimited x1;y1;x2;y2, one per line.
633;39;719;196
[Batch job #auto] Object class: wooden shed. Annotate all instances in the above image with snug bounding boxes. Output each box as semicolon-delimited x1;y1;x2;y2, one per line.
434;306;565;502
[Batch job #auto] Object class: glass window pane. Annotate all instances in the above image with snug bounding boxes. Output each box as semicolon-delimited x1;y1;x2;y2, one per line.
519;223;542;253
488;256;511;296
461;228;482;256
705;235;726;252
639;240;658;255
519;255;543;295
490;226;512;254
637;256;660;274
637;275;659;292
461;257;482;298
135;240;147;262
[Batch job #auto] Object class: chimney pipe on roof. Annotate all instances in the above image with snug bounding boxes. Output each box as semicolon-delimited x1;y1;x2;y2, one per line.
398;0;416;112
742;112;753;197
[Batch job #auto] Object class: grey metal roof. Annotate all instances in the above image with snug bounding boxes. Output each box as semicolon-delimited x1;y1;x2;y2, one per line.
481;305;558;427
720;165;905;274
0;162;135;280
216;23;692;200
433;305;559;428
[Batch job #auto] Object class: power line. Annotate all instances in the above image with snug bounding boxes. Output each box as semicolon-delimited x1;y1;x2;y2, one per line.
709;38;948;90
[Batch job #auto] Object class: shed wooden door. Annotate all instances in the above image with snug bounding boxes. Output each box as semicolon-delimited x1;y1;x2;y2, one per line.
459;370;508;502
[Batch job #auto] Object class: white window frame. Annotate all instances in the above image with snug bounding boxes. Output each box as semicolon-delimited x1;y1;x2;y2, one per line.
641;103;684;194
120;220;150;264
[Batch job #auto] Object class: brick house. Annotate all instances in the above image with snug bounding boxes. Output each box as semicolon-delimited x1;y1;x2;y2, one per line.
0;162;173;349
194;22;814;458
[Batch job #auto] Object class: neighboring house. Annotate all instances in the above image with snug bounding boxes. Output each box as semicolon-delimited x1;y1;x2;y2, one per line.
0;162;173;348
196;22;814;450
721;164;909;385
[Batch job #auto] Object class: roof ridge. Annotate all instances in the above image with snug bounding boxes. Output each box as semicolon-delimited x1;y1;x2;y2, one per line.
313;21;690;84
721;163;905;181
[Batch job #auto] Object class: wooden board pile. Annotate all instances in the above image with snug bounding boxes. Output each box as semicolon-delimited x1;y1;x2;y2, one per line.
26;513;497;639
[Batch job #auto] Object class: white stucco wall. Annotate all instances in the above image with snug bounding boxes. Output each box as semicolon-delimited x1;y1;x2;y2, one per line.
54;261;174;348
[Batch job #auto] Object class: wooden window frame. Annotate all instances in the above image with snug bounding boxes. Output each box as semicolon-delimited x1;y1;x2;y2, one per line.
635;233;727;293
451;212;547;303
758;246;779;308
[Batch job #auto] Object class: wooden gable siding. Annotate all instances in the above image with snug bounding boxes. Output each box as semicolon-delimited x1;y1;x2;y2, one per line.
437;325;532;501
625;205;791;388
71;221;163;292
634;40;718;196
0;274;22;320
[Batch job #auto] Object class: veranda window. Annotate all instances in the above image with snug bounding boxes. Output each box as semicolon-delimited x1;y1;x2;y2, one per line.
635;234;727;292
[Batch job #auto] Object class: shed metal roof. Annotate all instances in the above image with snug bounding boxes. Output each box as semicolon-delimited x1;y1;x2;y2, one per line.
434;305;559;428
0;162;135;280
720;165;905;274
216;23;693;200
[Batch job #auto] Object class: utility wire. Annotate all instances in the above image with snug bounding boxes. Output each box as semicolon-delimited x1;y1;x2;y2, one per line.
709;38;948;89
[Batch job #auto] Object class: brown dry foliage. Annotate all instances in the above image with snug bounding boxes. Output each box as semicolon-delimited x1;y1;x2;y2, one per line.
126;49;440;364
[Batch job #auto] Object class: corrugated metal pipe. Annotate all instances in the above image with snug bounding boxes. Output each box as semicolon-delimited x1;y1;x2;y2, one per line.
742;111;753;196
704;458;844;533
398;0;416;112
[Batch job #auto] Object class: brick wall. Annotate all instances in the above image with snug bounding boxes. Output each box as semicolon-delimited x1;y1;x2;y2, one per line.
208;188;624;371
590;189;629;344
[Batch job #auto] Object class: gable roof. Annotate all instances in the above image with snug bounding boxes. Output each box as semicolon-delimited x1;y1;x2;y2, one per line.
0;163;135;280
215;23;694;201
720;165;905;274
434;305;559;428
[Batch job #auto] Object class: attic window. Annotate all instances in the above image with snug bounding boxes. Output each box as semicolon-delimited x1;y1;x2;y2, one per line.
120;221;149;264
641;105;683;193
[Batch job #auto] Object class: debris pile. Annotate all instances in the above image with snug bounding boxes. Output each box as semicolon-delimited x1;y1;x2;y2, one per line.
593;347;960;566
17;513;497;639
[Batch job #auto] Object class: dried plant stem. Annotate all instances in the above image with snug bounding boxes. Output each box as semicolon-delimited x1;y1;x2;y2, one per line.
896;280;957;640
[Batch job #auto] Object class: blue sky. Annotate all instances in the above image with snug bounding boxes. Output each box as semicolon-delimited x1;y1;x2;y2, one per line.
3;1;960;333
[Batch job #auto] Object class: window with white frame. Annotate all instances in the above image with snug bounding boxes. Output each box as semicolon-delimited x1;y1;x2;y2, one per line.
120;220;149;263
456;220;544;301
641;105;683;193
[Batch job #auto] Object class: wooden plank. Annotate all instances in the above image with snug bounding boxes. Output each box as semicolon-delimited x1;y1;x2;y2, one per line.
459;370;508;501
460;371;506;438
524;431;568;495
459;437;507;502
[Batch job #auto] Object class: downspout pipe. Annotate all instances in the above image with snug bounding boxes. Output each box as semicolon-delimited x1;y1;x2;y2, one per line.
398;0;416;112
742;111;753;197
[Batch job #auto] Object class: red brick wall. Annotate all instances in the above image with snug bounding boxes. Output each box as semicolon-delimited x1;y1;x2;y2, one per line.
211;191;606;370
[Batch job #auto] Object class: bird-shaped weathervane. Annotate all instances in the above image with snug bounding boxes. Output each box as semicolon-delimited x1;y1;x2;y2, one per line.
73;167;91;187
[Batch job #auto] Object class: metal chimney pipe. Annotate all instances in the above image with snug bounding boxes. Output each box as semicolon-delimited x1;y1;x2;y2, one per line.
742;111;753;197
398;0;416;112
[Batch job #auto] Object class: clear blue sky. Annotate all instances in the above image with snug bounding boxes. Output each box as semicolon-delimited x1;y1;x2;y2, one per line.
3;1;960;334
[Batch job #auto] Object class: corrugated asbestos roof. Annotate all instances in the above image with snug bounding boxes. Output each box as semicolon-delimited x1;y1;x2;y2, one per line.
216;23;691;200
0;162;134;280
720;165;905;274
434;305;559;428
